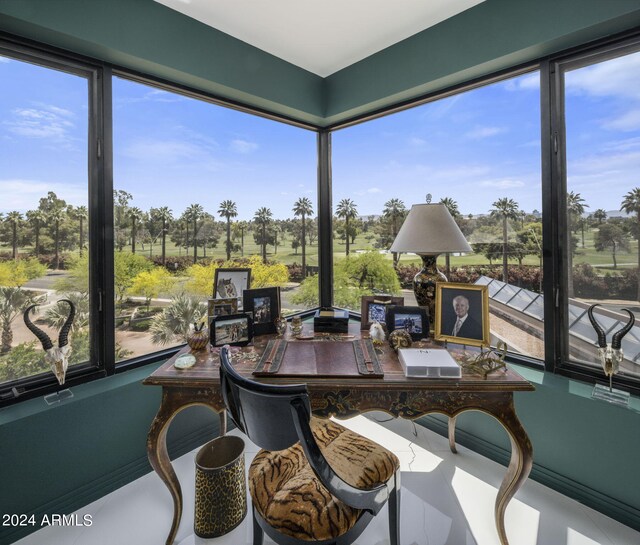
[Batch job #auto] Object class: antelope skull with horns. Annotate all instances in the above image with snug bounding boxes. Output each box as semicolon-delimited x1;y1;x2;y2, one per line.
587;304;635;378
24;299;76;385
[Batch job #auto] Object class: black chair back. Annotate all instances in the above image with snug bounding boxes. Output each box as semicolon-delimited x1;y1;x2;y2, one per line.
219;345;310;451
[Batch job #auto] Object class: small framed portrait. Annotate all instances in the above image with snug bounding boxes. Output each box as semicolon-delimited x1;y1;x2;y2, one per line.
207;297;238;320
434;282;490;347
360;295;404;330
213;268;251;309
243;287;280;336
386;306;429;341
209;313;254;347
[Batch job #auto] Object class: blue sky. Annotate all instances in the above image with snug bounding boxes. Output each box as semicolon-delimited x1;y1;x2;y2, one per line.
1;51;639;219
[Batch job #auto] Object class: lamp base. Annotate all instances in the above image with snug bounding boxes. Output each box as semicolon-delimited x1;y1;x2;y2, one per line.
414;254;446;326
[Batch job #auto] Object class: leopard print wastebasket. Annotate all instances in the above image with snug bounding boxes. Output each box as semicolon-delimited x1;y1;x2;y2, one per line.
194;435;247;538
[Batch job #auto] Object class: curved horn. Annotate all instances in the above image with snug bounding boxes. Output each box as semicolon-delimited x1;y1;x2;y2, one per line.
23;305;53;350
611;308;635;350
587;304;607;348
57;299;76;348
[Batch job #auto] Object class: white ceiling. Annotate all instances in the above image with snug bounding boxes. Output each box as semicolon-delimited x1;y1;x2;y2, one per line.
155;0;485;77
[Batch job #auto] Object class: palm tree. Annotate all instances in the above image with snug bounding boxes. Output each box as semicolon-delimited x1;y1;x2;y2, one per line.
593;209;607;225
128;207;144;254
439;197;460;276
335;198;358;256
44;293;89;334
253;207;273;263
48;208;66;270
74;206;88;256
26;210;46;257
567;191;589;247
185;204;204;263
151;207;173;266
490;198;520;282
621;187;640;300
5;211;23;260
0;287;44;355
292;197;313;276
382;198;406;266
218;200;238;261
149;293;205;345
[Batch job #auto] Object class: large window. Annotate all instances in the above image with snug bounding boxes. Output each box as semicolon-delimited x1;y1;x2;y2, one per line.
0;50;92;392
112;76;318;360
561;44;640;380
332;72;543;360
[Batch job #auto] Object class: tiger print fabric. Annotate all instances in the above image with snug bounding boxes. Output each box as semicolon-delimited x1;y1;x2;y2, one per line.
249;418;399;541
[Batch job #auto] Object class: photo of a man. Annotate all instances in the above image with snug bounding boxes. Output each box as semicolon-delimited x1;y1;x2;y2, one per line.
436;283;489;346
446;294;482;340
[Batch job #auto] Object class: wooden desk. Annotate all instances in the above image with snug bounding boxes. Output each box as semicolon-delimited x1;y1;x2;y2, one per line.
144;325;534;545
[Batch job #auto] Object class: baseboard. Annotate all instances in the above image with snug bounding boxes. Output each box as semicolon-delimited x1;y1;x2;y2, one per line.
418;415;640;532
0;424;218;545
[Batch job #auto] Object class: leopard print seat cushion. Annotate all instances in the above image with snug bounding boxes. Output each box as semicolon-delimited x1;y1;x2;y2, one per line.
249;418;399;542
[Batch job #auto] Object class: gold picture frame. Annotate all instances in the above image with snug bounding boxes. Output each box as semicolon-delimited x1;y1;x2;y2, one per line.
434;282;490;347
208;297;239;321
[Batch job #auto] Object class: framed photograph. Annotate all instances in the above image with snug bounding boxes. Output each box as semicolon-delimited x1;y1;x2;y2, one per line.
243;287;280;336
209;313;254;347
207;297;238;321
360;295;404;330
434;282;490;347
213;268;251;309
386;305;429;341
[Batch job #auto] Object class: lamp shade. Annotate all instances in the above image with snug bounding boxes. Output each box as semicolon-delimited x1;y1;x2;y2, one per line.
389;203;472;254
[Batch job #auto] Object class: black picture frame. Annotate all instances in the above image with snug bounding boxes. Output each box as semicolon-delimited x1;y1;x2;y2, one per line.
243;287;280;336
209;313;254;347
213;268;251;309
360;295;404;330
386;305;429;341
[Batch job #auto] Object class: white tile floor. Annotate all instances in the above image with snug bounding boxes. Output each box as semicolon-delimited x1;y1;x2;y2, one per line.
15;414;640;545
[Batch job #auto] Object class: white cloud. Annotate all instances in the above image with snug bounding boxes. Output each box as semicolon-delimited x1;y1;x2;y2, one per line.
464;126;507;139
0;56;11;64
0;179;86;212
479;179;525;189
229;139;258;154
503;72;540;92
353;187;382;196
565;52;640;100
602;108;640;132
3;105;75;142
408;136;427;147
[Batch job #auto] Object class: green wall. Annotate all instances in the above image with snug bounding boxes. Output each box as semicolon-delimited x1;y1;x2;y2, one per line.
419;364;640;531
0;362;221;545
1;0;640;126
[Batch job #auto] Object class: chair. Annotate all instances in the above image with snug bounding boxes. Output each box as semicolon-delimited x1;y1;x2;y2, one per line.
219;346;401;545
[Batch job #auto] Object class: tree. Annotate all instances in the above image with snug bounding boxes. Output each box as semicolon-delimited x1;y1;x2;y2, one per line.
382;198;406;267
4;211;23;260
253;207;273;263
128;207;145;254
185;204;204;263
150;293;205;345
594;222;629;269
129;268;173;310
0;288;45;355
73;206;88;256
26;209;46;257
114;252;153;304
44;293;89;335
292;197;313;277
439;197;461;275
567;191;588;295
490;197;520;282
621;187;640;299
48;208;66;270
0;259;47;288
150;206;173;265
335;198;358;256
113;189;133;252
593;209;607;225
218;200;238;261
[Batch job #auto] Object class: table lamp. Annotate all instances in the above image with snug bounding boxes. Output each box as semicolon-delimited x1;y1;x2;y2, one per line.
390;203;472;324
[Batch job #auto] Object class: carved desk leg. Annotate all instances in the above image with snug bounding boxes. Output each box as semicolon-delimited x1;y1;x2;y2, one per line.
147;388;224;545
491;398;533;545
448;415;458;454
